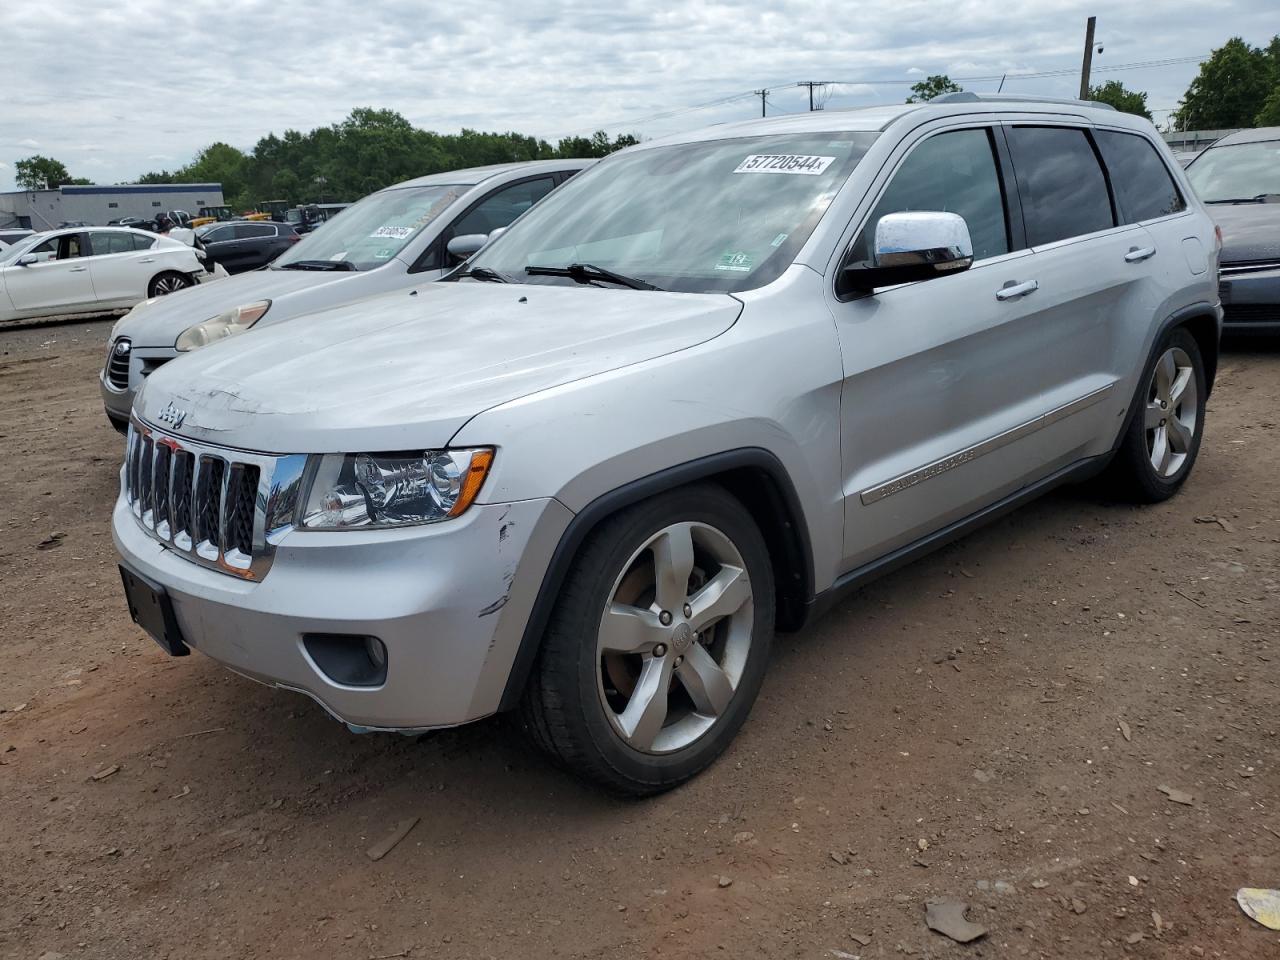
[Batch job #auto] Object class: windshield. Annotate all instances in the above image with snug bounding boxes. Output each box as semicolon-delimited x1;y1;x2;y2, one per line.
1186;140;1280;202
466;132;879;293
271;184;464;271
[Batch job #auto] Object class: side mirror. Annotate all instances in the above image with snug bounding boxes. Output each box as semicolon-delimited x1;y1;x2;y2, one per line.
842;211;973;294
486;226;508;243
16;254;37;266
446;234;489;262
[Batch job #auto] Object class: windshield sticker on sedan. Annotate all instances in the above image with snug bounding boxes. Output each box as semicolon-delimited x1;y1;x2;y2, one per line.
714;251;754;273
734;154;835;175
370;226;414;240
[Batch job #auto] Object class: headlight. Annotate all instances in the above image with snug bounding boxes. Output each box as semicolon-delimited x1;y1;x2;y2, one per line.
175;300;270;351
299;448;494;529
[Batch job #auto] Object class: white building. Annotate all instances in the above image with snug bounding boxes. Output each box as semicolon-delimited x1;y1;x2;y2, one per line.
0;183;224;230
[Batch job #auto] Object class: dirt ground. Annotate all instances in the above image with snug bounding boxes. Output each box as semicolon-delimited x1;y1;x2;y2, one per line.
1;319;1278;960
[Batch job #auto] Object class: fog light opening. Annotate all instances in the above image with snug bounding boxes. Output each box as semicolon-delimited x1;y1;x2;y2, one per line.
302;633;388;688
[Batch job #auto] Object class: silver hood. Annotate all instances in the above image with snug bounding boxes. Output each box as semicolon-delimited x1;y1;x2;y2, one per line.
136;282;742;453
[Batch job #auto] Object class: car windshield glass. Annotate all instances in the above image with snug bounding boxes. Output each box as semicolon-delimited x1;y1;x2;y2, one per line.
0;233;50;264
466;132;879;293
271;184;464;271
1186;140;1280;202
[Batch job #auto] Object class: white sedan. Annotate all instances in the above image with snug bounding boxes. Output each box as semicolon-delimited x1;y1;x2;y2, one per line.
0;226;216;323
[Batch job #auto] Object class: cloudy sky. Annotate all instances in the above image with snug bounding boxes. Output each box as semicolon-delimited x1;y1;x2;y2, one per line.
1;1;1275;191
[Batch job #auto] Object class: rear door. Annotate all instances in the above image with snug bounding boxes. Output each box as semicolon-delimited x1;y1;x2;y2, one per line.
2;232;97;313
235;223;280;269
827;123;1063;569
999;123;1158;453
86;231;156;303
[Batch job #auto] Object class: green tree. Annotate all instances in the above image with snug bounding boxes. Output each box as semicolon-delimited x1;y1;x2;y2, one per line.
906;75;961;103
14;155;75;190
1258;87;1280;126
1088;80;1153;120
1173;36;1279;129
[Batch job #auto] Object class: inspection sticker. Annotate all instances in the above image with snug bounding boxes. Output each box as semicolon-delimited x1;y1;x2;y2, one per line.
370;225;414;240
734;154;835;175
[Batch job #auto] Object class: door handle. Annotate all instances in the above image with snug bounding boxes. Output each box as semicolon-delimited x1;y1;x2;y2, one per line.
996;279;1038;301
1124;246;1156;263
69;266;88;272
139;257;156;263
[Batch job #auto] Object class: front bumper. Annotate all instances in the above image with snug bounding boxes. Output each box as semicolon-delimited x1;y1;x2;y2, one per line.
112;492;573;730
1219;265;1280;334
100;344;179;427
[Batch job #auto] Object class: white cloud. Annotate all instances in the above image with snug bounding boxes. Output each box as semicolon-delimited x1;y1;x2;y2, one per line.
0;1;1273;190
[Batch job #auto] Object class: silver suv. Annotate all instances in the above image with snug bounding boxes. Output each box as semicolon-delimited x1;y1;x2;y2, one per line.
113;96;1220;795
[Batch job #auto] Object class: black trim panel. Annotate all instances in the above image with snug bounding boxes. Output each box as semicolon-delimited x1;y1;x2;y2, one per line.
496;448;814;711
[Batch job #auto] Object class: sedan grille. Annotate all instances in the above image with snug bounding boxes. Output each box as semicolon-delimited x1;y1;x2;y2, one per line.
106;338;131;390
123;420;305;579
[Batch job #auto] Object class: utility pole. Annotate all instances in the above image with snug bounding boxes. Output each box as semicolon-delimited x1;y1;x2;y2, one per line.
1079;16;1097;100
755;89;768;117
799;81;819;111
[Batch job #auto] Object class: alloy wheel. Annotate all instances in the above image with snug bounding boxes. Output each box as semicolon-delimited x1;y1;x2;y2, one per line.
1145;346;1198;478
595;521;754;754
153;276;188;295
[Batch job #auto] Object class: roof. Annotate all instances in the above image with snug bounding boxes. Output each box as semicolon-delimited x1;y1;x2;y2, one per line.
637;97;1147;151
390;158;594;190
1210;127;1280;146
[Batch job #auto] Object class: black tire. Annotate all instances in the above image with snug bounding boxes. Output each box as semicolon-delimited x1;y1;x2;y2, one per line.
148;272;191;298
1100;326;1207;502
520;484;775;796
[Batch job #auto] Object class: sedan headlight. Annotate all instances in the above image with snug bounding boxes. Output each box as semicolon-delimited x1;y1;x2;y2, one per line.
299;449;495;529
175;300;270;351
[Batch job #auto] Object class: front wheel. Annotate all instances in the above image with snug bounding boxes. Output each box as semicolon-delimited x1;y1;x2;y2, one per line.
520;484;775;796
148;272;191;297
1100;326;1207;502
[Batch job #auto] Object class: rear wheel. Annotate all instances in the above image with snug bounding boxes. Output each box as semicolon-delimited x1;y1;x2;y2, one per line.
148;272;191;297
521;485;774;796
1101;326;1206;502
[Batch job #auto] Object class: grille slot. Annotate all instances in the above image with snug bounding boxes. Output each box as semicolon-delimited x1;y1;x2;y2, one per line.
122;420;283;579
106;338;131;389
1222;304;1279;326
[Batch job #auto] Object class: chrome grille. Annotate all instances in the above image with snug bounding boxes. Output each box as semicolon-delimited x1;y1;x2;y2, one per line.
106;338;131;390
123;419;307;580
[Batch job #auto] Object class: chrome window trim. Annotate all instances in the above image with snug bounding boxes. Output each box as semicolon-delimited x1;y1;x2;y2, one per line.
123;416;307;580
859;384;1114;505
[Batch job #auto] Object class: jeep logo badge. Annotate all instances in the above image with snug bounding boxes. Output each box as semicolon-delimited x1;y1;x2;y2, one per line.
157;401;187;428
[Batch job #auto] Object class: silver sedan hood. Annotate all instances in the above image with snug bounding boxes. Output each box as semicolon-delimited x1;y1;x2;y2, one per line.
113;268;367;345
136;282;742;453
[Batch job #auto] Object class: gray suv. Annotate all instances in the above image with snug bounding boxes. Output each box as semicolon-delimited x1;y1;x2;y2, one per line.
113;96;1220;795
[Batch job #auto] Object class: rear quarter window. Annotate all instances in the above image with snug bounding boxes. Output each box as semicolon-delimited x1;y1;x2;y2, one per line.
1006;126;1115;246
1094;130;1186;222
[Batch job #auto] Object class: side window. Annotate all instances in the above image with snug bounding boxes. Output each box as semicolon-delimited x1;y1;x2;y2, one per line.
1094;130;1186;223
203;226;232;243
89;232;134;255
1006;126;1115;246
28;238;58;262
451;177;557;238
131;234;156;251
851;129;1010;263
58;235;85;259
235;223;274;239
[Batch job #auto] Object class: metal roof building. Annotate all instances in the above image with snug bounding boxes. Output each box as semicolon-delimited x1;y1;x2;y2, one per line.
0;183;224;230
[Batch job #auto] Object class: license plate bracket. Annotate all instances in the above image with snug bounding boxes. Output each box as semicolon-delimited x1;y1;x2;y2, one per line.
119;564;190;656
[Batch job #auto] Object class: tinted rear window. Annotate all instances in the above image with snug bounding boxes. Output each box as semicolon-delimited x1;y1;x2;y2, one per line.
1094;130;1185;223
1007;126;1114;246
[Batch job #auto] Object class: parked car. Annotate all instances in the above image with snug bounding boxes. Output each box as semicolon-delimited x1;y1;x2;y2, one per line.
113;97;1220;795
0;227;216;323
1185;127;1280;334
0;228;34;247
101;159;591;431
192;220;299;273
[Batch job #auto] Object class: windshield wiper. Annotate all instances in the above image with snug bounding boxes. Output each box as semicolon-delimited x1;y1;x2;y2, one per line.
1205;194;1280;205
277;259;358;271
525;263;662;291
455;265;511;283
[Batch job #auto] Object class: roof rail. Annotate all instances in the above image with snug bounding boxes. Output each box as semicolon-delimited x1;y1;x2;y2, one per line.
930;91;1116;111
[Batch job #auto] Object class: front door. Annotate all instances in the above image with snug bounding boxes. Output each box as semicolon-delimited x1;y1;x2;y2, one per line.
827;125;1065;570
3;232;96;312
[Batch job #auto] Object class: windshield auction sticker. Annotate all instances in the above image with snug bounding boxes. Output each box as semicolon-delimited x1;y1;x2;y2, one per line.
734;154;835;175
370;226;414;240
